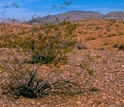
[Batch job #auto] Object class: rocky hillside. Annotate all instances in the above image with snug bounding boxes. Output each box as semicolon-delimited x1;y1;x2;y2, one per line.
1;11;124;24
105;11;124;19
30;11;103;24
29;11;124;24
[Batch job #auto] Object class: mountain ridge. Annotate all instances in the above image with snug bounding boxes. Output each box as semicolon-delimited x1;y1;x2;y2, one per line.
1;11;124;24
29;10;124;24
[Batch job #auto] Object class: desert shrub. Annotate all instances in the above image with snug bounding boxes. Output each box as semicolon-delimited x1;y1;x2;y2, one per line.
31;54;54;64
1;0;82;100
85;36;96;41
107;33;116;37
28;21;77;65
1;21;81;99
2;67;82;99
118;32;124;36
118;43;124;50
4;70;48;98
90;87;100;92
112;43;118;48
0;21;76;64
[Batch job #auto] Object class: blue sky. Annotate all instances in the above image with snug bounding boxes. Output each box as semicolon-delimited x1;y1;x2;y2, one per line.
0;0;124;19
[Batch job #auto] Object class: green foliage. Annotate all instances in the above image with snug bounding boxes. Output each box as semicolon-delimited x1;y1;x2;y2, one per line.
79;53;95;76
0;21;77;65
29;21;77;65
80;62;95;76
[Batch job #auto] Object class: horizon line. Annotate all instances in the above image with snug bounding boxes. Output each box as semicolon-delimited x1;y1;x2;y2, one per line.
1;10;124;20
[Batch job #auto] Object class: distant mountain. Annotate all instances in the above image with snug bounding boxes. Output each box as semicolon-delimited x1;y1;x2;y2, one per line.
29;11;124;24
0;18;20;24
1;11;124;24
29;11;104;24
104;11;124;20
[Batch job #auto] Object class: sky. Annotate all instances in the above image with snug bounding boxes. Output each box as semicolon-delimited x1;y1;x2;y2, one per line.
0;0;124;20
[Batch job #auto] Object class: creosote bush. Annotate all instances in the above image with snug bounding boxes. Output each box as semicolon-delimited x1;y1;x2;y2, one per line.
28;21;77;65
2;68;82;99
1;0;84;100
1;21;82;99
3;70;51;98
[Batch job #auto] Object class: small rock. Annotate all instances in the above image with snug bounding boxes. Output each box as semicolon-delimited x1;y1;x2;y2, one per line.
77;43;88;50
121;65;124;67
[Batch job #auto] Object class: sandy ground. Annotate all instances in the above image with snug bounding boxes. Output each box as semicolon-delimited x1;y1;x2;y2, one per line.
0;19;124;107
0;48;124;107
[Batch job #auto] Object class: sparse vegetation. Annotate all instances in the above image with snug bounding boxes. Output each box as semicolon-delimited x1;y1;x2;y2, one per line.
28;21;77;65
118;32;124;36
79;53;95;76
0;18;124;106
107;33;116;37
118;43;124;50
112;43;118;48
85;36;96;41
2;68;82;99
0;0;124;106
1;20;81;99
